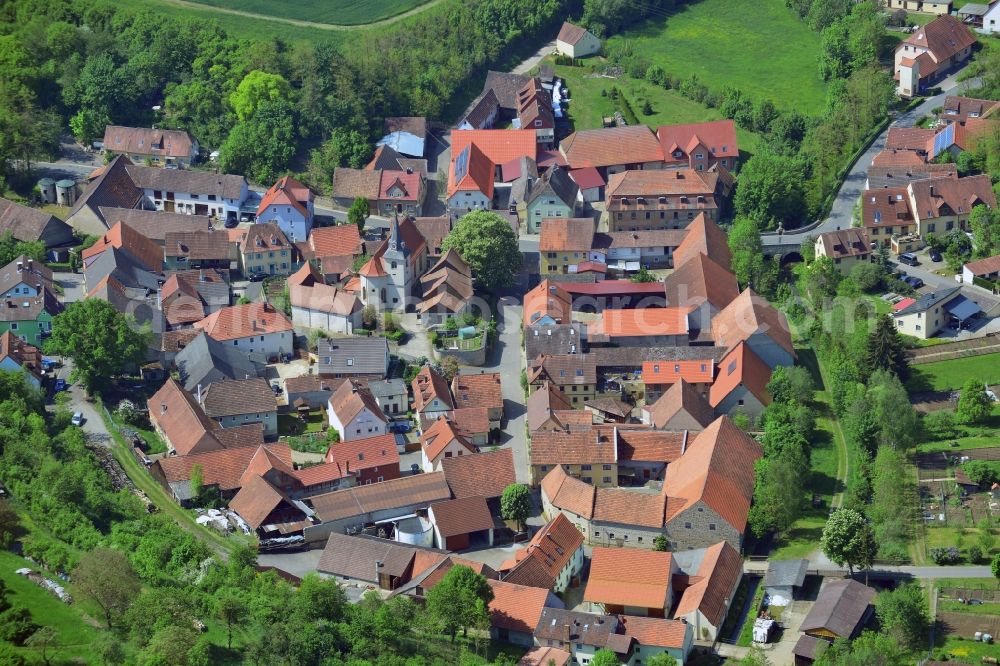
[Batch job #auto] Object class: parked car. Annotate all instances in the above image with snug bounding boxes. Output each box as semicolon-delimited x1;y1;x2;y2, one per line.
391;422;412;434
898;252;919;266
224;218;239;229
247;272;268;282
71;412;84;426
53;378;66;392
903;276;924;289
929;250;942;262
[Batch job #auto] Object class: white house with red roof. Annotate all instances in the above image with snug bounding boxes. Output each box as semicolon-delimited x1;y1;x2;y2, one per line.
656;120;740;173
193;302;294;360
555;21;601;58
256;176;315;243
376;169;426;217
358;215;428;312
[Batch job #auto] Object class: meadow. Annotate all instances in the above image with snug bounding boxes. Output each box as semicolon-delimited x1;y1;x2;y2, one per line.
604;0;829;116
186;0;431;25
906;352;1000;393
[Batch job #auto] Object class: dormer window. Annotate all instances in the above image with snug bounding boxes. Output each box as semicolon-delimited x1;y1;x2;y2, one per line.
621;198;630;206
637;197;646;205
658;196;667;204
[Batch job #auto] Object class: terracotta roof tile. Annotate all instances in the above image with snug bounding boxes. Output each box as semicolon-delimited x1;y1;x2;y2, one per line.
527;380;575;432
450;129;538;169
500;513;584;589
539;217;596;253
816;228;871;260
441;449;516;499
256;176;312;218
584;547;673;609
451;373;502;411
900;15;976;62
201;378;276;417
487;580;553;634
154;443;291;489
557;21;590;45
616;429;686;463
711;288;795;360
523;280;572;326
530;426;617;467
560;126;664;169
672;213;732;270
618;615;689;649
228;474;299;529
449;407;491;435
241;222;291;254
430;496;494;537
194;302;293;341
421;416;477;462
592;487;666;528
656;120;739;164
910;174;996;222
709;342;773;408
606;168;716;198
673;540;743;627
323;433;399;473
862;186;914;230
540;464;595;519
528;354;597;387
332;168;381;200
518;647;571;666
103;125;195;159
147;377;222;455
592;307;690;338
329;379;388;426
308;224;363;258
412;365;454;412
308;471;451;522
646;379;715;430
82;221;163;273
663;252;739;311
568;167;604;191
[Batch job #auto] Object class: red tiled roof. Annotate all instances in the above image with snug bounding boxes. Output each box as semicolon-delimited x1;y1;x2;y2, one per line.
672;212;732;271
539;217;596;253
412;365;453;413
451;373;503;412
568;167;604;191
584;547;673;610
487;580;553;634
673;540;743;627
451;129;538;166
540;464;595;519
593;487;667;528
256;175;312;218
619;615;689;649
656;120;739;164
530;427;616;466
711;288;795;360
147;377;222;456
964;253;1000;278
560;126;664;169
441;449;516;499
328;379;387;426
523;280;572;326
643;360;715;385
421;416;476;462
615;429;686;463
593;307;690;338
103;126;195;159
560;280;665;297
309;224;363;258
82;221;162;273
557;21;590;45
900;15;976;63
324;433;400;473
709;341;773;408
663;252;739;311
500;513;584;589
645;379;716;431
155;443;291;489
194;302;293;341
379;170;422;201
430;496;494;537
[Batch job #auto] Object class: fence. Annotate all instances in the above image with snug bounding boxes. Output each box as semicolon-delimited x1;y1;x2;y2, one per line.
906;332;1000;365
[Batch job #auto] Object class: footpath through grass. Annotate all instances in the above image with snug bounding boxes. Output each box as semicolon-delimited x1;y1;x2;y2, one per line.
605;0;828;115
770;348;851;560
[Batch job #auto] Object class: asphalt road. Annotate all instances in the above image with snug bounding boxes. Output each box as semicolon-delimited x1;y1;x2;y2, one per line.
763;68;981;246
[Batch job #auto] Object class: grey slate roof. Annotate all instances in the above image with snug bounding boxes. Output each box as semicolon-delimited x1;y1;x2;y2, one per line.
483;71;533;112
0;198;74;248
525;323;584;360
86;246;161;292
764;559;808;588
526;165;579;208
174;331;265;392
592;345;729;369
508;157;539;207
98;207;211;243
462;89;500;128
368;378;406;399
317;532;446;582
125;164;246;200
893;286;960;317
317;337;390;377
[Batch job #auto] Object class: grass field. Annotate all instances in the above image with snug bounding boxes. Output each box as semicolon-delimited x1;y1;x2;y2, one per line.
187;0;429;25
0;551;102;663
917;407;1000;454
906;352;1000;392
605;0;828;115
553;60;763;155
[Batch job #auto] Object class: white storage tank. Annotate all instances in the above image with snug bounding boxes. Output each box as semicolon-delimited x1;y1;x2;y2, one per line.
55;179;76;206
394;516;433;548
37;178;56;204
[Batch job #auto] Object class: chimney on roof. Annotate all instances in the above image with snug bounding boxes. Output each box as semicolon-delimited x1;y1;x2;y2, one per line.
930;185;936;196
375;560;383;583
681;430;688;455
161;403;167;415
26;259;32;271
197;384;203;406
406;167;413;175
16;261;23;272
563;623;571;643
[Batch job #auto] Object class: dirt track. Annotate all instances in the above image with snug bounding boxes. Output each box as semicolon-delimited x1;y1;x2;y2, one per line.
156;0;444;31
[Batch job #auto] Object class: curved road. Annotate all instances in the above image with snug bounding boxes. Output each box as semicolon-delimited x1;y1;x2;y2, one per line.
763;68;980;247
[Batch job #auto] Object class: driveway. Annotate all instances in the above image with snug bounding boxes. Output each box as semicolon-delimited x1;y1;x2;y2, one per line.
53;271;85;303
52;360;113;447
512;40;556;75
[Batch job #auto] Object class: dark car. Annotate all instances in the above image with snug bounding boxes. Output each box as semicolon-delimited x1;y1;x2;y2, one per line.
247;272;268;282
929;250;942;262
224;218;239;229
53;378;66;392
906;276;924;289
898;252;919;266
391;422;412;434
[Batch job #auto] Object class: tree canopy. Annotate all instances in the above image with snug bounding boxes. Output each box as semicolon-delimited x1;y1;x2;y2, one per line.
425;565;494;642
500;484;531;530
821;508;876;575
956;379;993;425
441;211;522;291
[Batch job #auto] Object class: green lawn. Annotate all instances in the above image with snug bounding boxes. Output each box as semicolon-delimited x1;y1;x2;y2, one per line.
278;412;325;436
906;353;1000;393
605;0;828;115
737;581;765;647
553;60;763;155
0;551;103;663
187;0;429;24
916;407;1000;454
936;636;1000;664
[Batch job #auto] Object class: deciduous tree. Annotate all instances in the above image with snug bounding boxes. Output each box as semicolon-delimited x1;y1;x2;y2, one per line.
821;508;876;575
441;211;522;291
956;379;993;425
230;70;292;122
500;484;531;531
425;565;493;641
45;298;152;394
348;198;370;233
72;547;140;628
733;151;808;231
875;584;929;650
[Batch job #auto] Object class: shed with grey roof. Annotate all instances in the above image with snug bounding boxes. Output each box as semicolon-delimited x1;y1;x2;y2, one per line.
764;559;808;606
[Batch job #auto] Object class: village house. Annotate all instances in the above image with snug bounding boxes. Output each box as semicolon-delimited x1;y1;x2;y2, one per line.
939;96;1000;126
524;166;580;234
664;251;739;331
417;249;475;326
256;176;315;242
794;580;876;663
0;258;61;345
555;21;601;58
711;288;796;369
907;174;996;237
428;496;495;550
642;360;715;404
198;378;278;438
239;222;296;277
673;540;743;642
499;513;585;592
862;186;918;245
284;375;344;411
672;212;732;270
103;125;199;168
529;426;618;487
324;433;400;486
0;330;43;388
559;126;665;177
568;167;605;203
888;0;952;14
593;229;688;273
412;365;455;425
159;269;230;330
151;442;289;505
523;280;573;327
193;302;293;360
163;230;233;271
367;378;407;417
451;372;504;429
420;416;477;472
316;337;390;380
539;217;601;275
0;256;52;300
584;547;677;617
643;378;716;431
865;159;956;190
527;354;597;405
534;609;693;666
358;215;429;312
606;169;724;232
173;331;263;393
326;379;390;442
583;398;629;425
896;15;976;97
967;0;1000;34
301;223;363;282
488;580;566;647
446;130;537;213
656;120;740;172
892;286;979;338
587;308;693;348
813;228;872;274
147;377;265;456
82;221;163;274
516;78;555;146
458;88;501;130
66;156;145;234
708;342;773;420
0;198;74;250
128;162;249;222
286;262;362;334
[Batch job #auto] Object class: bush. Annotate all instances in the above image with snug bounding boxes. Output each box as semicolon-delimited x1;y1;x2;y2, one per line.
967;544;983;563
962;460;1000;486
929;546;961;565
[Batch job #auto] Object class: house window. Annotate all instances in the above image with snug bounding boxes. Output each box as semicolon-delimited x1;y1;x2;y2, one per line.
581;464;592;471
709;523;717;531
602;464;612;471
684;522;692;529
602;476;611;483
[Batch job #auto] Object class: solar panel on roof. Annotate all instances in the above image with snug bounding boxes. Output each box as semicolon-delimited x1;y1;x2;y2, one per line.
931;124;954;158
454;146;471;183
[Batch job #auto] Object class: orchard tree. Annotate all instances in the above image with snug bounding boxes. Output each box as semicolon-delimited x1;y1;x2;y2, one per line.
733;151;808;231
500;484;531;531
45;298;152;394
728;216;765;290
821;508;876;575
425;565;493;641
590;649;620;666
956;379;992;425
73;548;140;628
876;584;929;650
441;211;522;290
